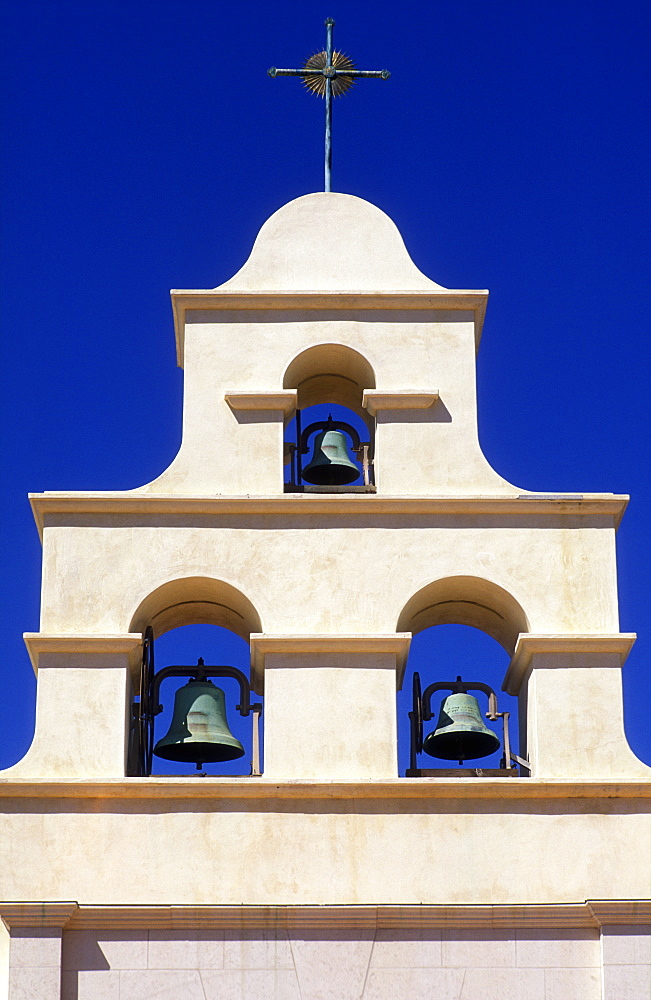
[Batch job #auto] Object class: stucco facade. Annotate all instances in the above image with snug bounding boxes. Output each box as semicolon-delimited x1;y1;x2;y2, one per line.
1;193;649;999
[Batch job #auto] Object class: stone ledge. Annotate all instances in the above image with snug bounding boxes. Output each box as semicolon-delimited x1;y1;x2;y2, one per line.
170;290;489;365
249;633;412;690
28;493;630;538
0;903;78;928
504;633;637;695
2;901;648;931
0;778;648;801
23;633;143;676
224;391;297;413
362;390;439;415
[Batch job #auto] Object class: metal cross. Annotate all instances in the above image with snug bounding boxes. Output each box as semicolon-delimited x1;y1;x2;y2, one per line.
268;18;390;193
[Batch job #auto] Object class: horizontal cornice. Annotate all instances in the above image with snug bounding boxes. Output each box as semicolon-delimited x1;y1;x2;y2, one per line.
28;493;629;539
250;633;412;689
362;390;440;415
504;633;637;695
0;778;648;802
170;289;489;366
224;390;297;413
23;633;143;677
1;900;648;931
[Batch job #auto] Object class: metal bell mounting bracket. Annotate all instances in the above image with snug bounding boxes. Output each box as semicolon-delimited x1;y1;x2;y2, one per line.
406;672;530;777
135;626;262;778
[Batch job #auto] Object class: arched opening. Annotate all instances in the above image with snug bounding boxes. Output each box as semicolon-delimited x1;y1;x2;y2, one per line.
128;578;263;777
145;624;259;778
283;343;376;424
283;344;376;492
129;576;262;644
397;576;529;656
397;578;529;776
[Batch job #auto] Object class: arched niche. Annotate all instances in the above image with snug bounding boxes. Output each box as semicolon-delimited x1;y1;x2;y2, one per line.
397;576;529;656
283;343;376;429
128;576;262;643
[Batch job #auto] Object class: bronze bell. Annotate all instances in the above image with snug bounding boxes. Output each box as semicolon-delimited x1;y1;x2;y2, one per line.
153;679;245;767
422;692;501;763
302;427;359;485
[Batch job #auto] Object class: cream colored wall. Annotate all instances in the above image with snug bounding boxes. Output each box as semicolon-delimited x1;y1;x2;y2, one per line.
14;191;642;786
9;507;641;782
502;635;649;780
524;662;646;779
0;794;648;906
10;662;130;780
4;639;140;780
218;193;447;294
262;654;399;779
138;311;515;497
37;520;619;639
130;194;510;497
2;194;647;961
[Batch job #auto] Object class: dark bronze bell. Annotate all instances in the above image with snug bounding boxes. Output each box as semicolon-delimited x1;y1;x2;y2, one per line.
153;679;245;766
422;692;501;763
302;428;360;485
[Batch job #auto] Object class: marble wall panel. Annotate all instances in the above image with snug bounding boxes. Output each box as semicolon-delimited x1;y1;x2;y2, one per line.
53;924;649;1000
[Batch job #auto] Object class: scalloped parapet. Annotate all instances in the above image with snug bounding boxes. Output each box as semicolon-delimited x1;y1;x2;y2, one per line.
218;192;447;292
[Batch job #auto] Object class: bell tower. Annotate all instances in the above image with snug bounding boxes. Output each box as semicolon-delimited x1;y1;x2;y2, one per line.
1;192;649;1000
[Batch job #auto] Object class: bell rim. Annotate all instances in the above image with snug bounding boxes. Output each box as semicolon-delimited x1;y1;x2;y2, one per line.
422;728;501;762
153;739;245;764
301;464;360;485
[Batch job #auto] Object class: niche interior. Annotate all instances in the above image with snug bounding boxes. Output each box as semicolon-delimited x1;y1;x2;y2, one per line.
283;344;376;493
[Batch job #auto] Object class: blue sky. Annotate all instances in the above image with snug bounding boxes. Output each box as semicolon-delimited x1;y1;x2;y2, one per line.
1;0;649;773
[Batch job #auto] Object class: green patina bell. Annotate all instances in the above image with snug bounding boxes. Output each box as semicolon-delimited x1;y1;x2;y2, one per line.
153;679;244;766
302;428;359;485
423;692;501;763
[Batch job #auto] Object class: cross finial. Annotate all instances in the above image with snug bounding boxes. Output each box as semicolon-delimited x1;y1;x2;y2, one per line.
268;18;390;192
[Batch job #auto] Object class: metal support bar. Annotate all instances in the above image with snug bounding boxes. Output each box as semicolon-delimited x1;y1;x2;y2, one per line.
421;676;499;723
251;704;262;776
268;68;389;79
138;626;156;778
360;444;370;486
151;662;254;717
407;672;423;775
498;711;511;770
287;442;297;486
299;417;362;455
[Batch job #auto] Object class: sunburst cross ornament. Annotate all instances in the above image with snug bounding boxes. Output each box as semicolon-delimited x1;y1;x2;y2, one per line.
268;18;390;192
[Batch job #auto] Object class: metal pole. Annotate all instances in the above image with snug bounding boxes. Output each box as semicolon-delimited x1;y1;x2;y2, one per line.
361;444;370;486
324;18;334;191
501;712;511;771
251;705;262;776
